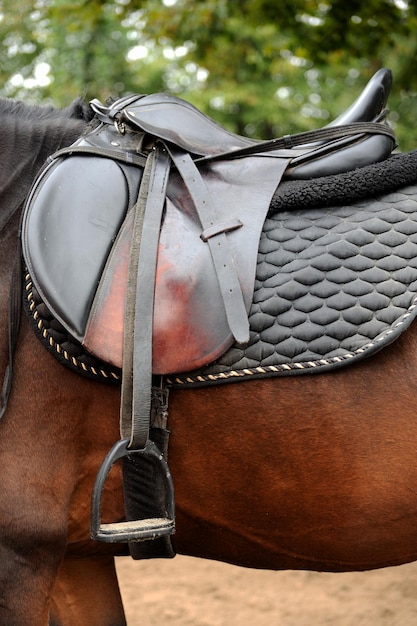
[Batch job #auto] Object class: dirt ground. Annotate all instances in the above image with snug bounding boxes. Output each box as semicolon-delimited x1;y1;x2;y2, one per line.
116;555;417;625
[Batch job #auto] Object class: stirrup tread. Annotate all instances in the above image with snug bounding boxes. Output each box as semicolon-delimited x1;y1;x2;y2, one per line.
95;517;175;543
90;438;175;544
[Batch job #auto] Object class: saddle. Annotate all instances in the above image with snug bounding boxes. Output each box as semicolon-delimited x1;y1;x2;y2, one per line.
22;68;395;375
20;68;396;549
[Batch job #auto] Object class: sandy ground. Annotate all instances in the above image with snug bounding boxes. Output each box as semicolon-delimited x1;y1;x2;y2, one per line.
116;555;417;625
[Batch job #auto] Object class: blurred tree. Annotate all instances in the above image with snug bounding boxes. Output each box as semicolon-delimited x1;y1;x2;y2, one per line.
0;0;416;149
139;0;417;148
0;0;149;102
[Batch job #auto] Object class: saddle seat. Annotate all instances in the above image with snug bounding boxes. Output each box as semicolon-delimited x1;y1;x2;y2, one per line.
22;69;396;376
93;67;393;179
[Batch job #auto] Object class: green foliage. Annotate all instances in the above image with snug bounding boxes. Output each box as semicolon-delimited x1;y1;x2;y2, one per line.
0;0;416;149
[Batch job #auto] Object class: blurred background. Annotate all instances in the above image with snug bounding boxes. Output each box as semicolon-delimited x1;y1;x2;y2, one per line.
0;0;416;150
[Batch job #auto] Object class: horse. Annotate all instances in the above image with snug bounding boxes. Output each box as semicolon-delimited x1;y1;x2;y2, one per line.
2;73;417;626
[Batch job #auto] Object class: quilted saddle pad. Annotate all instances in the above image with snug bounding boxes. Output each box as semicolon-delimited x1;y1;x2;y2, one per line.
168;180;417;386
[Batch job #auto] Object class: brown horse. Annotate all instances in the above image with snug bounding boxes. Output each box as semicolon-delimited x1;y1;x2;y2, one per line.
1;92;417;626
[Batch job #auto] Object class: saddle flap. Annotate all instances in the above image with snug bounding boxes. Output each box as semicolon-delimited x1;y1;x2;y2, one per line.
83;155;287;373
22;150;140;341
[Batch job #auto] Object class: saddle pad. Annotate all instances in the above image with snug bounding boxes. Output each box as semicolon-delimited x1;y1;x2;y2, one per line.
167;184;417;386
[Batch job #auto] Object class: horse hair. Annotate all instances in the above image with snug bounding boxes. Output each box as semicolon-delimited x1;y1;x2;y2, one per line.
0;96;93;122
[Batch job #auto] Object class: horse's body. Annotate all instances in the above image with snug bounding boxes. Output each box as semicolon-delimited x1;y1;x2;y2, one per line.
1;96;417;625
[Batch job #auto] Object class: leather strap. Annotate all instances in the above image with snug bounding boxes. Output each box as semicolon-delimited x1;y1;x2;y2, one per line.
90;95;146;124
120;145;170;449
167;147;252;345
51;144;147;168
198;121;396;162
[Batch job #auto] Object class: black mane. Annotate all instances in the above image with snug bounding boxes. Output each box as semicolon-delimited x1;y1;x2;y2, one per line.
0;96;92;234
0;96;93;123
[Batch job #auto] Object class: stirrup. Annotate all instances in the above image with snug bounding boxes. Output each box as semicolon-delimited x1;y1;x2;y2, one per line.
90;438;175;543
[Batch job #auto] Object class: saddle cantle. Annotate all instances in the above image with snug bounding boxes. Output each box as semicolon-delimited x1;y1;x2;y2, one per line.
22;69;395;375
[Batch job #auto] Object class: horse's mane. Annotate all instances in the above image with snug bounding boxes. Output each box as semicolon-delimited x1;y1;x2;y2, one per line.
0;96;93;123
270;150;417;215
0;96;93;235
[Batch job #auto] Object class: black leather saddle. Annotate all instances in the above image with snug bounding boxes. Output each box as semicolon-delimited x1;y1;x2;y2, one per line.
21;68;396;547
22;68;395;375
